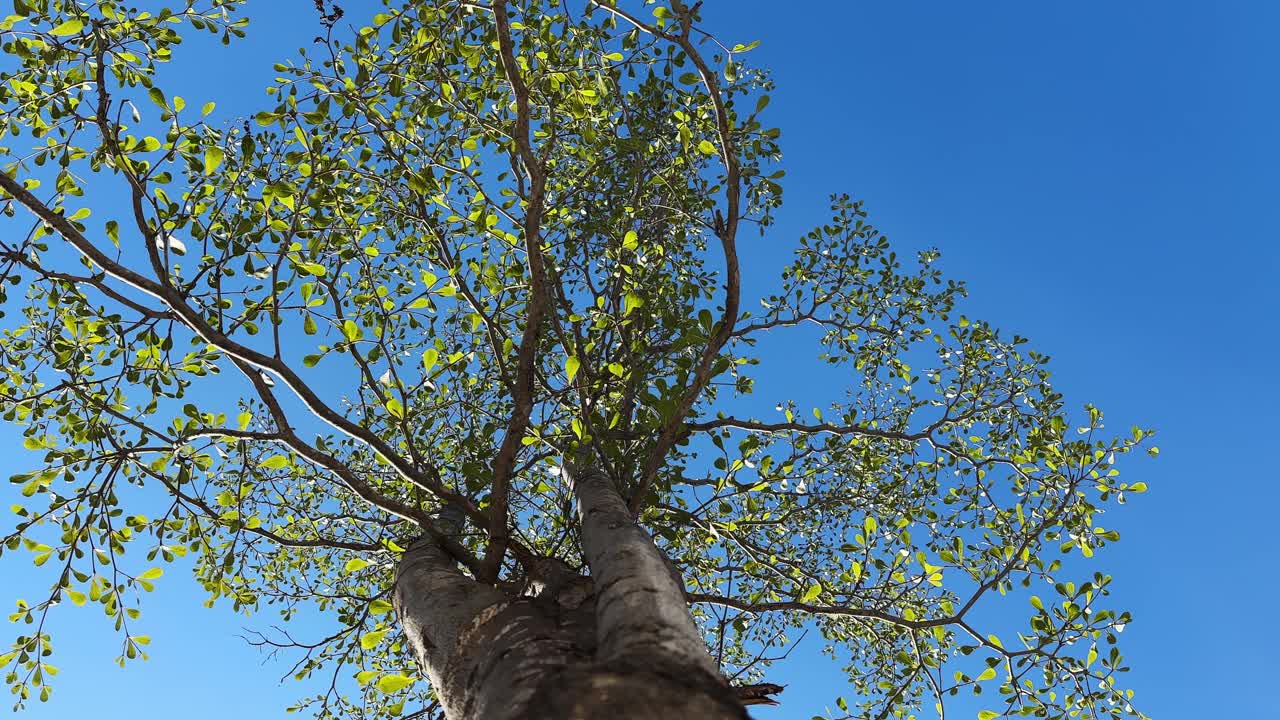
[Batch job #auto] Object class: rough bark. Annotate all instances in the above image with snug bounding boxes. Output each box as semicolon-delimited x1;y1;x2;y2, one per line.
394;539;581;720
392;464;746;719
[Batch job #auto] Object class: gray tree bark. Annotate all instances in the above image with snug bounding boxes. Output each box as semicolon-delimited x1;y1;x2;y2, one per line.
393;462;746;720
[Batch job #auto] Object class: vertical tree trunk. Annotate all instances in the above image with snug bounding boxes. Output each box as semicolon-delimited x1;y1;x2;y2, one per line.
393;463;746;720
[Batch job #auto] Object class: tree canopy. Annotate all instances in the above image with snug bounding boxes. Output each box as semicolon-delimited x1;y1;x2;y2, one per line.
0;1;1152;718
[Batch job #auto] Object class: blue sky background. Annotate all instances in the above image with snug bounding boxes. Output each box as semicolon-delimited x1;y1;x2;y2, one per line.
2;1;1277;718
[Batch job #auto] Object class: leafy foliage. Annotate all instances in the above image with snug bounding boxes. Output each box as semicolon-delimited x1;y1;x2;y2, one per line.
0;1;1151;718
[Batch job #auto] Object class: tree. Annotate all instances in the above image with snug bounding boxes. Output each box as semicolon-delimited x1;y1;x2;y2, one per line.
0;1;1153;718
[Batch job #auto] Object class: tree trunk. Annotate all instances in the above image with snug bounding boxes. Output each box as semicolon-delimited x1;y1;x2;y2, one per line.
393;462;746;720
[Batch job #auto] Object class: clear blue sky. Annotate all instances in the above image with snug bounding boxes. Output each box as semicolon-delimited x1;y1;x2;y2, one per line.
2;1;1277;718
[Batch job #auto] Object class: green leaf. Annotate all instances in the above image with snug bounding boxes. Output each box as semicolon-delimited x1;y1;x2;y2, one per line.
377;674;415;694
800;583;822;603
976;667;997;682
344;558;371;573
565;356;580;383
147;87;167;110
697;139;717;155
978;712;1001;720
385;398;404;419
422;348;440;374
359;630;387;650
48;18;83;36
622;230;638;251
259;455;290;470
203;147;225;175
343;320;361;342
139;567;164;580
66;590;86;606
369;599;394;614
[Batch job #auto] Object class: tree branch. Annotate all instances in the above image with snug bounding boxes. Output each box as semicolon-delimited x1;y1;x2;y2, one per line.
481;0;552;583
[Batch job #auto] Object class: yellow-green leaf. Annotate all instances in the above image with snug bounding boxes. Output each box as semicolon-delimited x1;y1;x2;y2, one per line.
377;674;415;694
49;18;84;36
360;630;388;650
259;455;289;470
800;583;822;602
344;558;371;573
422;348;440;374
203;147;225;175
624;292;643;315
386;398;404;419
